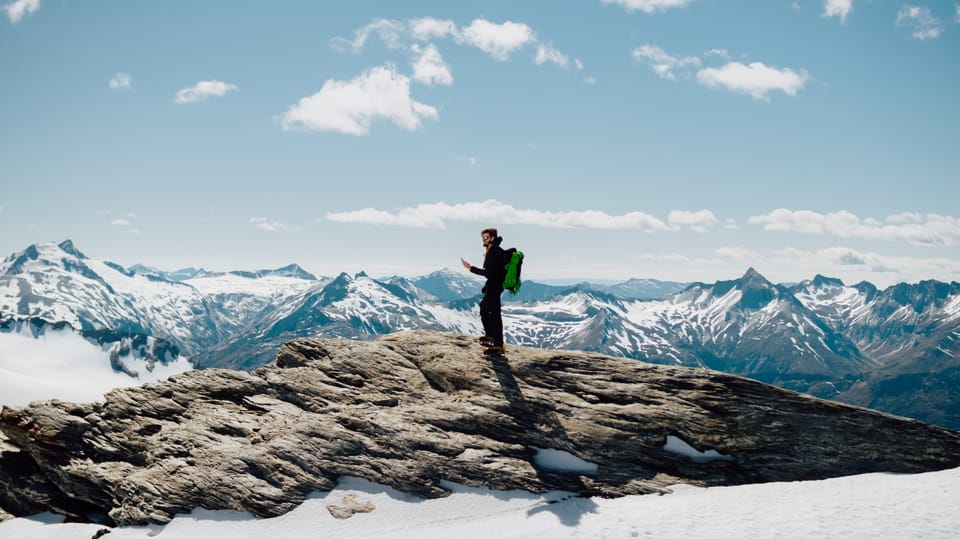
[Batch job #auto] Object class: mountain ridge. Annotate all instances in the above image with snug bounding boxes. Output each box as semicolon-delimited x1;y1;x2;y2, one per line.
2;239;958;430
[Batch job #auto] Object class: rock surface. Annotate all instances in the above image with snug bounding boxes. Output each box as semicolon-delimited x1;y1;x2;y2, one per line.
2;330;959;527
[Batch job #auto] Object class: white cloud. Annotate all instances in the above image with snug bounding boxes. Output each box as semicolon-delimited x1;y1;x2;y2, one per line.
330;18;405;53
697;62;809;100
460;157;479;167
278;65;438;136
667;210;719;233
896;5;944;40
584;76;598;85
575;59;584;70
411;43;453;86
334;17;571;72
4;0;38;23
631;45;700;80
410;17;459;41
459;19;535;61
715;246;758;260
770;246;960;286
109;72;132;90
109;213;140;235
823;0;853;22
535;43;569;67
705;49;731;60
326;200;720;233
956;4;960;23
748;209;960;246
724;218;740;230
250;218;299;234
175;80;238;104
602;0;694;14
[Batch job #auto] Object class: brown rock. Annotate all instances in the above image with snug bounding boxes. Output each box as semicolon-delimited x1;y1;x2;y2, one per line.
1;330;958;526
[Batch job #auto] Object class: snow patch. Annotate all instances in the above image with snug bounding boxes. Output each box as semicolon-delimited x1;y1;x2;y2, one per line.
531;446;599;475
664;435;734;463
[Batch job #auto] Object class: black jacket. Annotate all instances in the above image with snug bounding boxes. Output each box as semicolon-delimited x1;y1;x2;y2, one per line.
470;236;506;294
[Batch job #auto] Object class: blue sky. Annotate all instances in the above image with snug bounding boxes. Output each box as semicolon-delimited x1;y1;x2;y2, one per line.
1;0;958;286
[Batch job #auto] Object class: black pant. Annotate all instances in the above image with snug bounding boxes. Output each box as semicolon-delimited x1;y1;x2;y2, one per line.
479;291;503;346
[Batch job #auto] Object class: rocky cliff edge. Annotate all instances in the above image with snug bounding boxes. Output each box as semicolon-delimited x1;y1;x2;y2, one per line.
2;330;959;526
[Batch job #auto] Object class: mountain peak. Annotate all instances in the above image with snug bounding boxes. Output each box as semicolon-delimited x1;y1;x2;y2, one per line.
57;239;86;259
740;267;770;284
811;274;845;288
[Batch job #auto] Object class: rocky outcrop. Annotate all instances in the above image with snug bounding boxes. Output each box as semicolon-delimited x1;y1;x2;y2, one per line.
2;330;959;527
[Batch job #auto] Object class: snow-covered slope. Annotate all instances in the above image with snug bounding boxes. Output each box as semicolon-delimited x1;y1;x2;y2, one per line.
0;240;320;362
4;468;958;538
195;271;480;369
0;240;223;354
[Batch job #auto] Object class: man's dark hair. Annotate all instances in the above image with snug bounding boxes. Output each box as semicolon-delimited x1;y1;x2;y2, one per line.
482;228;498;238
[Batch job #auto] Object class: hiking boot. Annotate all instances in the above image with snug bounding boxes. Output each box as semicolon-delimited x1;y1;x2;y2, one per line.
483;345;506;355
478;336;494;345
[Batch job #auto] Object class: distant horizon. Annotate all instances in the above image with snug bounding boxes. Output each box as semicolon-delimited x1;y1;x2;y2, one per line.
5;237;955;289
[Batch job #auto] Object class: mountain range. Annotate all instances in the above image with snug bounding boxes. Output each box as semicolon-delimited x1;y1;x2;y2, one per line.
2;240;958;430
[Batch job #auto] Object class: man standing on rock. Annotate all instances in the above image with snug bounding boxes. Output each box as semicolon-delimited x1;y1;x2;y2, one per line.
461;228;507;355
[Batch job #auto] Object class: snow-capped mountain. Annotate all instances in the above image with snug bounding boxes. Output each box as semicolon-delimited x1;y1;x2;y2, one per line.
504;268;866;396
600;277;690;300
3;240;959;429
194;271;478;369
790;275;960;427
0;240;320;360
411;268;483;301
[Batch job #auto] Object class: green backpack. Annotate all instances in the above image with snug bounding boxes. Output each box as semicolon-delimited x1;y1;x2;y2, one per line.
502;248;524;295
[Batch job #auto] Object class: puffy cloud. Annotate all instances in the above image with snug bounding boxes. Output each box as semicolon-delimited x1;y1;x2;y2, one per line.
631;45;700;80
410;17;458;41
748;209;960;246
249;218;299;234
697;62;809;100
278;65;438;136
602;0;694;14
4;0;38;23
175;80;238;104
823;0;853;22
330;19;405;53
459;19;535;61
326;200;718;233
411;43;453;86
896;5;944;40
109;73;132;90
334;17;570;69
535;43;569;67
668;210;719;233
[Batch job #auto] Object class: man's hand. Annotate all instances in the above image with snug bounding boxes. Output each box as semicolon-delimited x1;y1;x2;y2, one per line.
461;258;471;270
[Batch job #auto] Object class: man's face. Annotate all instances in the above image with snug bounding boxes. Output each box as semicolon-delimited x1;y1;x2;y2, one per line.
482;233;493;246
